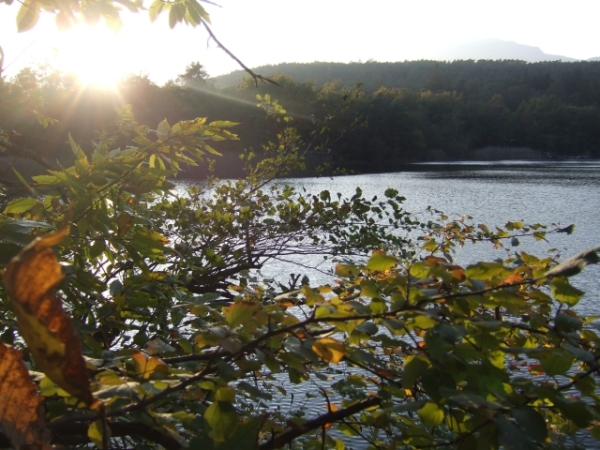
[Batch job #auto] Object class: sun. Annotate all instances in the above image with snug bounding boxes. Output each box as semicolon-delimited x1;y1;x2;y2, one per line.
54;23;128;89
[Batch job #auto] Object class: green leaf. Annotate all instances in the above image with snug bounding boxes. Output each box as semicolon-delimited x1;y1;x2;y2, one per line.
495;415;536;450
555;312;583;333
355;321;378;336
402;356;428;388
68;134;87;160
209;120;239;129
148;0;166;21
335;264;360;278
157;118;171;137
491;291;525;315
369;298;387;314
417;402;444;427
423;239;438;252
31;174;63;186
11;167;33;192
205;388;238;442
168;2;185;28
556;399;593;428
367;251;397;271
215;386;235;402
236;381;272;400
409;261;430;279
537;350;573;376
184;0;201;25
551;277;584;306
0;219;53;233
465;262;506;280
3;198;40;214
16;0;40;32
561;342;593;363
511;406;547;442
225;301;258;327
88;420;109;448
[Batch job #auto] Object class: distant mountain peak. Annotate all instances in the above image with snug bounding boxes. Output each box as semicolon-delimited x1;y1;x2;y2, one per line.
431;38;578;63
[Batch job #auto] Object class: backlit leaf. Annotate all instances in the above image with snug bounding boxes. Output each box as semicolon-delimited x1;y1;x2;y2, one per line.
132;351;168;380
16;0;40;32
312;338;345;364
225;301;259;327
148;0;166;21
4;197;40;214
417;402;444;427
367;251;397;271
68;133;87;160
335;263;360;277
465;262;507;280
88;420;109;448
3;226;95;406
325;403;339;429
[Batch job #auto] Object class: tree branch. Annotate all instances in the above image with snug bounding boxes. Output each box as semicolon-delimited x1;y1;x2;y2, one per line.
201;20;281;88
258;396;382;450
49;421;183;449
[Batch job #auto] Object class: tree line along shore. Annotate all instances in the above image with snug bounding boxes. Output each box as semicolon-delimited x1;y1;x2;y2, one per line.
2;59;599;179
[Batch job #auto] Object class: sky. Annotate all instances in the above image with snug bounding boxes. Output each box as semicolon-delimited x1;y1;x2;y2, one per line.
1;0;600;86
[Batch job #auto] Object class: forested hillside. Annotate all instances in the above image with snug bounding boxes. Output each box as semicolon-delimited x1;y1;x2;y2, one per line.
2;59;599;179
213;59;600;96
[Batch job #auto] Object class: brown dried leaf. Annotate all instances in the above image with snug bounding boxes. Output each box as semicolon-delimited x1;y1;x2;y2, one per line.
3;226;95;406
545;244;600;278
0;342;51;449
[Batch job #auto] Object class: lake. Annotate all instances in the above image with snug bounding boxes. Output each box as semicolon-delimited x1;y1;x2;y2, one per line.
255;160;600;316
180;160;600;447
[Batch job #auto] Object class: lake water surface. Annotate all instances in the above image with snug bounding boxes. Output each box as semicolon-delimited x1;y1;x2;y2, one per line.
265;160;600;316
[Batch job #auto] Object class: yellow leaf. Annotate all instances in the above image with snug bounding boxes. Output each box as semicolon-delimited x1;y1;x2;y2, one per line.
312;338;345;364
0;342;50;449
88;420;110;448
132;351;169;380
324;403;339;429
3;226;95;406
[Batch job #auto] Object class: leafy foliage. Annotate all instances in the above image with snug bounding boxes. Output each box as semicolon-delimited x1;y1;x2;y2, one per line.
1;3;600;450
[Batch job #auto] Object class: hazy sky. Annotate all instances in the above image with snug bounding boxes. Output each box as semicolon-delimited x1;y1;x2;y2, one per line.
1;0;600;85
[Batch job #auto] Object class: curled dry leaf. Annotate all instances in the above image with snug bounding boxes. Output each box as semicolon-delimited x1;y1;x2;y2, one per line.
545;244;600;278
3;226;95;407
0;341;51;449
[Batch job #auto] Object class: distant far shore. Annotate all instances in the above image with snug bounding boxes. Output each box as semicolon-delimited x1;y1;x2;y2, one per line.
468;146;544;161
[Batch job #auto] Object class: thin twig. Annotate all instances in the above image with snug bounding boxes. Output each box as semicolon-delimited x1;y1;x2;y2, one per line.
201;21;281;88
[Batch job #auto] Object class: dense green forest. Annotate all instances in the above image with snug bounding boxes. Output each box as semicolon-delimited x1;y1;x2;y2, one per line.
2;59;600;179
